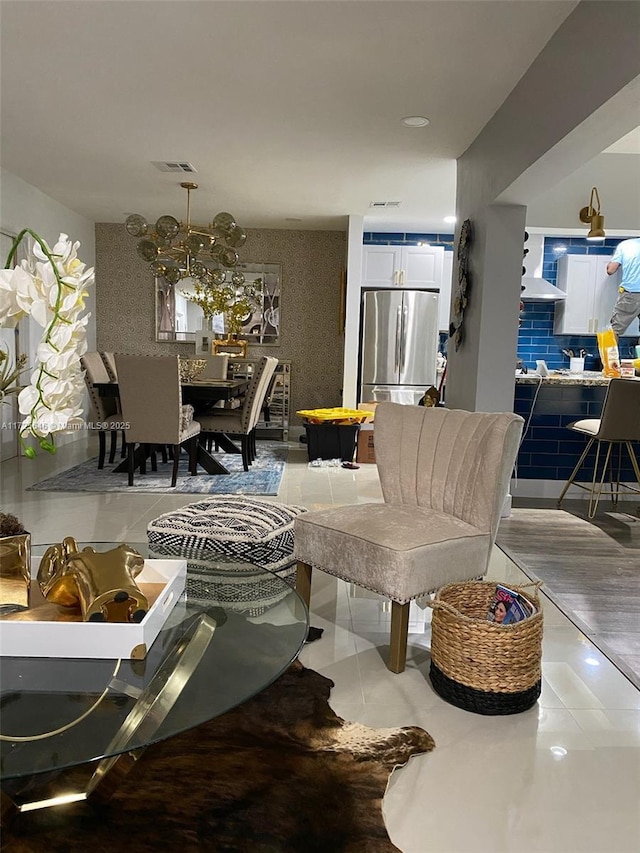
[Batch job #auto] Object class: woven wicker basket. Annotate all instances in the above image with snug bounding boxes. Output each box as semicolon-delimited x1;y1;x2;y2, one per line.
428;580;543;715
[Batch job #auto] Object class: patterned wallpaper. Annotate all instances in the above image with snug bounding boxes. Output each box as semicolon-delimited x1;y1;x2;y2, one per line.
95;224;347;427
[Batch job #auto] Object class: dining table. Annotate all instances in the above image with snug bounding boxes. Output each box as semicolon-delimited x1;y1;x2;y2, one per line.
92;378;249;476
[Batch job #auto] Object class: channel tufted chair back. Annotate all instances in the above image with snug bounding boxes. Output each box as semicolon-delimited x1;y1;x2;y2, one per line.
375;405;519;543
295;403;523;673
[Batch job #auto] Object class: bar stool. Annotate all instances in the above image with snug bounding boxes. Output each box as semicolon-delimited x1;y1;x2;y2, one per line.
557;378;640;518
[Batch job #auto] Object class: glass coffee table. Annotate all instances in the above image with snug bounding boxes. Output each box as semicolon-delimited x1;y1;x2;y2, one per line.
0;542;308;820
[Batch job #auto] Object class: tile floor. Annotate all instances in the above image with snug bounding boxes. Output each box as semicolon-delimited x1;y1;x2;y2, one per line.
2;436;639;853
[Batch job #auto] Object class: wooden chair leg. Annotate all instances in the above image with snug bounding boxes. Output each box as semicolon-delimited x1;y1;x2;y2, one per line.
108;430;117;464
171;445;180;487
160;445;168;463
120;430;127;458
241;436;250;471
388;601;410;674
127;442;136;486
296;561;312;609
189;437;198;476
98;431;106;469
149;448;158;472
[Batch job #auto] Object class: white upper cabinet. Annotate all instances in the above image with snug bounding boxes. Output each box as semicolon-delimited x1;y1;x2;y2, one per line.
553;254;638;336
362;245;444;289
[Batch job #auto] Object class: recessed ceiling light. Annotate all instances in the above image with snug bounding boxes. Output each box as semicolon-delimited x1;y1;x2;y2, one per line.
401;116;430;128
285;217;303;222
444;216;457;224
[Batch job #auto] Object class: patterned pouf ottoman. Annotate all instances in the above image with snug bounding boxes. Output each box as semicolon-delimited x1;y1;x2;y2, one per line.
147;496;308;615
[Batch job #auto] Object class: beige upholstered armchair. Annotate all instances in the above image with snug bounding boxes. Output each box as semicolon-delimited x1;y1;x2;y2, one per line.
115;355;201;487
295;403;523;673
197;356;278;471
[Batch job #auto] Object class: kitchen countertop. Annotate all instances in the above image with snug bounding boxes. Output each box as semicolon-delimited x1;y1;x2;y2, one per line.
515;370;611;386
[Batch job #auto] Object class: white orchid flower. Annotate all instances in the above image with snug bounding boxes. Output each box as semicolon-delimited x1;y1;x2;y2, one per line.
2;229;94;455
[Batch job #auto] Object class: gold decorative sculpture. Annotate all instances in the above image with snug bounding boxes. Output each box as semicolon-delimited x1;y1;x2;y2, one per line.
37;539;148;623
0;513;31;610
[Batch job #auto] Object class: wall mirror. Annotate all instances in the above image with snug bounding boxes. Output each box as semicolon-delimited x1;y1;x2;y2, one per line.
156;262;281;346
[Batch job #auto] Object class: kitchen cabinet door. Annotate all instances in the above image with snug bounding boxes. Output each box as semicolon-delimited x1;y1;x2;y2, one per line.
553;255;594;334
362;246;403;286
403;246;444;288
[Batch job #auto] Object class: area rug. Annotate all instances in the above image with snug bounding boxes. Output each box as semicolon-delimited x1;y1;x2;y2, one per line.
497;508;640;690
7;661;435;853
26;442;287;496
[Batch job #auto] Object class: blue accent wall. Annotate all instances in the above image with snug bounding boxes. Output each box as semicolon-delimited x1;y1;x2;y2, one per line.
515;381;639;481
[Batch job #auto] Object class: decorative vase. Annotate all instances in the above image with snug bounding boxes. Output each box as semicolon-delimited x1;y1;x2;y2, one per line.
0;532;32;608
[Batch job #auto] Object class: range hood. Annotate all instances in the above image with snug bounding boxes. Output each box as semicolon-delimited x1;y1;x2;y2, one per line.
520;276;566;301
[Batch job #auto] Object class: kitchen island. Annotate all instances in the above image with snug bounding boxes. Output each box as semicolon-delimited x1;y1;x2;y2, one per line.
513;372;638;494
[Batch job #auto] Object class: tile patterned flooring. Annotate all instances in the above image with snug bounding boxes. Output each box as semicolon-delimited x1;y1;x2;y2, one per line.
2;437;639;853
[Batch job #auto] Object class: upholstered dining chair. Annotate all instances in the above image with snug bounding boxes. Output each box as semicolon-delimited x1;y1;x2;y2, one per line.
196;356;278;471
115;355;201;487
80;352;125;469
294;403;524;673
201;353;229;380
99;351;118;382
557;378;640;519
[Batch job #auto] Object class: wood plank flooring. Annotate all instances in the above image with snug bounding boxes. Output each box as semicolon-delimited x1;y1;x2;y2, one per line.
497;501;640;690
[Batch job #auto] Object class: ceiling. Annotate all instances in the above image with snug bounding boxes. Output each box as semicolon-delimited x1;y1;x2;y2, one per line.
2;0;622;234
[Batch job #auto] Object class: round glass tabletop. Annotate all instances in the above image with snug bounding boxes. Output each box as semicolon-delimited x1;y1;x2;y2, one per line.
0;543;308;782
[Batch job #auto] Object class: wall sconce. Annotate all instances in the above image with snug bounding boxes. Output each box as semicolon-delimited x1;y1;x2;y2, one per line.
579;187;606;241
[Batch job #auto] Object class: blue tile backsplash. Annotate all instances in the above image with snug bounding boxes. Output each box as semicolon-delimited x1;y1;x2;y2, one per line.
364;232;454;248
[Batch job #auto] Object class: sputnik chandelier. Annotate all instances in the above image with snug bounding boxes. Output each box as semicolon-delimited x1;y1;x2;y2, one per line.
124;182;248;287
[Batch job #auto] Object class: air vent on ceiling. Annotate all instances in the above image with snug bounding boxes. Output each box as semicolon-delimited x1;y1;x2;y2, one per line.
369;201;401;208
152;161;198;173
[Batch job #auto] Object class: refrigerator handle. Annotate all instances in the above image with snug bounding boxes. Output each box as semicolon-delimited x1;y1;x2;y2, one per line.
399;303;408;373
395;305;402;372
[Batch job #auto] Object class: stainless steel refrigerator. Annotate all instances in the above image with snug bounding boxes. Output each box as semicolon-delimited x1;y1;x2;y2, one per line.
359;288;439;405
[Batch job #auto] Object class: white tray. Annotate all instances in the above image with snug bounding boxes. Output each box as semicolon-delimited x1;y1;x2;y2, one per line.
0;558;186;659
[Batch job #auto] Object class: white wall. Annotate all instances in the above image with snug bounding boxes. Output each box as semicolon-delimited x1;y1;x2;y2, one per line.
525;152;640;231
342;215;364;408
0;168;96;456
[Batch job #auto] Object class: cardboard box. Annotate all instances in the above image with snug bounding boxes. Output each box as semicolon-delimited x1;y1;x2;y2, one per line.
356;425;376;463
357;402;378;423
0;558;186;659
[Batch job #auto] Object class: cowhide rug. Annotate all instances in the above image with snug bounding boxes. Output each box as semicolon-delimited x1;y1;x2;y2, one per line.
6;661;435;853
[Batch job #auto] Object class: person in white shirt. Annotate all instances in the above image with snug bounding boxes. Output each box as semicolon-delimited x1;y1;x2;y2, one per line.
607;237;640;338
